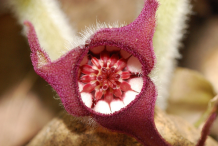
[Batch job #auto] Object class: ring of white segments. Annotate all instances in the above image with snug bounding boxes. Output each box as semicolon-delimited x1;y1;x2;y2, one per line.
78;45;143;114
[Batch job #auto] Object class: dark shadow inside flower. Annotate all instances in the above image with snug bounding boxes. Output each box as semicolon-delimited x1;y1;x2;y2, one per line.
78;45;143;114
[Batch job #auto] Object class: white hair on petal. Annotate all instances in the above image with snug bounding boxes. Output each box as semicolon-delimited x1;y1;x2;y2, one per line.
7;0;126;61
149;0;192;110
77;21;126;47
7;0;77;61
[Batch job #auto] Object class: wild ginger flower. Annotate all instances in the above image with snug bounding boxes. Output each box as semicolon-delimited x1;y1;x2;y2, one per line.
24;0;172;145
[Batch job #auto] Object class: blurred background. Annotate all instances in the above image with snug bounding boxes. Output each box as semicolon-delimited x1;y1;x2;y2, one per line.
0;0;218;145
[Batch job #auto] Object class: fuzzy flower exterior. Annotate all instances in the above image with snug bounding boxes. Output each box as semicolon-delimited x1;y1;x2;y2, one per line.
25;0;171;145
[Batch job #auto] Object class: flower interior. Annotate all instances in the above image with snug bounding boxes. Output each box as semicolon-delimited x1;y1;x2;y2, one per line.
78;45;143;114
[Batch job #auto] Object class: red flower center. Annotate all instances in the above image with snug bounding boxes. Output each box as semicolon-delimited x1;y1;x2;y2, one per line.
79;45;143;114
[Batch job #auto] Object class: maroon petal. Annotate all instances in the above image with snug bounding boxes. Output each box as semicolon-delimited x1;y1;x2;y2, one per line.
25;21;90;116
94;78;170;146
89;0;157;74
24;21;51;69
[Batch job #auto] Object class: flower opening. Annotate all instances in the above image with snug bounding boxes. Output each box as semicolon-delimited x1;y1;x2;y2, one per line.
79;45;143;114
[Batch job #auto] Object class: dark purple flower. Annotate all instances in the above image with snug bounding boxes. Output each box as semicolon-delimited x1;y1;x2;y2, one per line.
25;0;172;145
